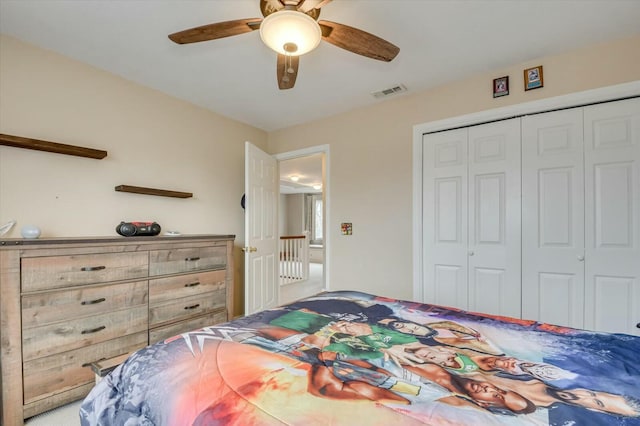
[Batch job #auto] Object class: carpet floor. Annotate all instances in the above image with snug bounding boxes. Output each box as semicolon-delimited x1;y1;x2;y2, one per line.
25;400;82;426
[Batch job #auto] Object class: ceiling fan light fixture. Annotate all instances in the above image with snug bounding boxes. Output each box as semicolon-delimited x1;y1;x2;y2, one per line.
259;10;322;56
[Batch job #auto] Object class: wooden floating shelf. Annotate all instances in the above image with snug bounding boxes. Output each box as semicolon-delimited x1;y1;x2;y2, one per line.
0;133;107;159
115;185;193;198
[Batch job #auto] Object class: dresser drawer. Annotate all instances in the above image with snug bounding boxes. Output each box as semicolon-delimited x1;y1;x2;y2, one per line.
149;310;227;344
22;281;148;328
22;306;148;361
149;291;226;327
149;270;225;304
149;246;226;276
21;252;148;292
23;332;147;404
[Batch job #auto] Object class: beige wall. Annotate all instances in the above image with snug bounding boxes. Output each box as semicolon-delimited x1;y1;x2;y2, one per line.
285;193;305;236
0;35;268;315
2;34;639;310
267;35;640;301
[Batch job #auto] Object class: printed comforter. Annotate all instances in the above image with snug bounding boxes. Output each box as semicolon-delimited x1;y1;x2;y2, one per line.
80;291;640;425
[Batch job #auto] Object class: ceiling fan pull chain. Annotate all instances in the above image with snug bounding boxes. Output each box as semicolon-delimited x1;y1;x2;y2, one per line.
282;52;292;83
287;53;294;74
282;55;290;83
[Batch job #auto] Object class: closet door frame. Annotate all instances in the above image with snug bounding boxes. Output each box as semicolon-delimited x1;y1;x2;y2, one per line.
413;81;640;302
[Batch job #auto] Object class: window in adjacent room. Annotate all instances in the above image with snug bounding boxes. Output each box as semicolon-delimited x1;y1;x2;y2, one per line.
305;193;323;246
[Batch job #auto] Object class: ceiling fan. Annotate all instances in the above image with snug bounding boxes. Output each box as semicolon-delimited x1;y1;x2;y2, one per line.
168;0;400;90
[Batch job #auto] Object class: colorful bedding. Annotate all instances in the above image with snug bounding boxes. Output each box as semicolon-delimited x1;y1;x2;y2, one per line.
80;291;640;425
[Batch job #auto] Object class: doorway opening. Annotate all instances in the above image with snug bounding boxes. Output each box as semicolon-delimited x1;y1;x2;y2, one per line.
275;145;329;305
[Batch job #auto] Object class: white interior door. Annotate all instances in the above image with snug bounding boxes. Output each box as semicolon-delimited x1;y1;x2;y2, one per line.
583;98;640;335
422;119;521;316
522;108;585;328
423;128;469;309
244;142;279;315
467;118;521;318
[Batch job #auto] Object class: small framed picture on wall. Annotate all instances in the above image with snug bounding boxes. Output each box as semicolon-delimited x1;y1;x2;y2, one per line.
524;65;544;91
493;76;509;98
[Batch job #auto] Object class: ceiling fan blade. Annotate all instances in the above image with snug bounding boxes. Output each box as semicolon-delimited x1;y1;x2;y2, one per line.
298;0;332;13
168;18;262;44
277;54;300;90
318;20;400;62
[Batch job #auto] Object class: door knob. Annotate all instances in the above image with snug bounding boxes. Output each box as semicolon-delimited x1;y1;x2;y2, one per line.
577;255;585;261
468;251;474;256
242;247;257;253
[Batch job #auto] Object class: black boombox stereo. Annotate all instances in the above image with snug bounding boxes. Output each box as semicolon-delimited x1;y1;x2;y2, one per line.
116;221;161;237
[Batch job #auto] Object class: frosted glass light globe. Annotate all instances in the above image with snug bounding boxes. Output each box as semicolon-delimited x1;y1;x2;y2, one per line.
260;10;322;56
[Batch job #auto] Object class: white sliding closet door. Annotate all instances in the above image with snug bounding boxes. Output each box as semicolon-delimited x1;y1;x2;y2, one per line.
420;95;639;334
583;98;640;335
522;98;640;335
522;108;585;329
423;119;521;316
423;128;469;309
467;120;521;318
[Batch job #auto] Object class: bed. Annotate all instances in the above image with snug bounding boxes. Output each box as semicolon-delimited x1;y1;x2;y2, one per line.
80;290;640;425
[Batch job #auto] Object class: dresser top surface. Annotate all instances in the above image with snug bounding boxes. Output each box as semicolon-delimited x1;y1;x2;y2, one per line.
0;234;235;249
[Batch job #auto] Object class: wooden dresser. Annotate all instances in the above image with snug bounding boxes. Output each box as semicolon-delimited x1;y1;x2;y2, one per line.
0;234;235;426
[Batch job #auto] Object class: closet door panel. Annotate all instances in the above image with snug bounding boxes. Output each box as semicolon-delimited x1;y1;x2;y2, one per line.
592;276;637;334
472;267;505;314
539;168;573;246
522;109;585;328
423;129;469;309
584;98;640;335
537;272;580;327
468;118;521;317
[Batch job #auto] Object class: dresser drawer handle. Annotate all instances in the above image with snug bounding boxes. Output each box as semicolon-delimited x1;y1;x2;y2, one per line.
82;357;106;368
81;325;106;334
184;304;200;310
81;266;106;272
185;257;200;262
184;282;201;288
81;297;106;305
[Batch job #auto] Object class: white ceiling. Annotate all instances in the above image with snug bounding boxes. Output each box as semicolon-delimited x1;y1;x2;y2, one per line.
279;153;323;194
1;1;639;133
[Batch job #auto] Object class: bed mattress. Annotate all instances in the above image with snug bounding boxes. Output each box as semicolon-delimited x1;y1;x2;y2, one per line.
80;291;640;425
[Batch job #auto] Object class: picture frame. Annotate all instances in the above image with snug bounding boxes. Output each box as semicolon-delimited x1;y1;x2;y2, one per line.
524;65;544;91
493;76;509;98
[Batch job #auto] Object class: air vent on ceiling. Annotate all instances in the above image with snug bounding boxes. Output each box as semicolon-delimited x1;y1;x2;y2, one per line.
371;84;407;99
